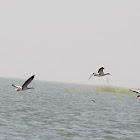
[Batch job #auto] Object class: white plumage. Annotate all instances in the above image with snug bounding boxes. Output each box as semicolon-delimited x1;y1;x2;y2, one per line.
12;75;35;91
89;67;110;79
130;89;140;97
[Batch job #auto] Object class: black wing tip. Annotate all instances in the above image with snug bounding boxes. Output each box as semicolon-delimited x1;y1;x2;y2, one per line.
100;67;104;69
28;75;35;80
12;84;16;87
31;75;35;79
129;89;139;93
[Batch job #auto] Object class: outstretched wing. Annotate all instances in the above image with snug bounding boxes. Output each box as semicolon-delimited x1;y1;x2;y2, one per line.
22;75;35;88
12;84;19;88
130;89;140;94
98;67;104;74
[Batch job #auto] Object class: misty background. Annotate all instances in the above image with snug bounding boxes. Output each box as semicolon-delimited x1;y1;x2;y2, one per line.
0;0;140;88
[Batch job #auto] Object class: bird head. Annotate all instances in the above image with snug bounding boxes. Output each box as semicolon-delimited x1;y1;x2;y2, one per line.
16;88;20;91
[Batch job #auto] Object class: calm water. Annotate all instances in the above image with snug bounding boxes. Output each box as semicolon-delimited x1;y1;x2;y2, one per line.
0;78;140;140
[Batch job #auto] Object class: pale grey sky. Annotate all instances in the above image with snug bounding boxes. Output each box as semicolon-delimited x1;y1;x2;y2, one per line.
0;0;140;87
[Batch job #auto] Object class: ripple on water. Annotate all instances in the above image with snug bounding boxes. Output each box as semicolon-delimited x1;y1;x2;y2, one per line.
0;79;140;140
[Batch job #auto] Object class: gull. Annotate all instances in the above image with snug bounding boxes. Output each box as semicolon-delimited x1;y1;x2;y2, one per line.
12;75;35;91
89;67;110;79
130;89;140;97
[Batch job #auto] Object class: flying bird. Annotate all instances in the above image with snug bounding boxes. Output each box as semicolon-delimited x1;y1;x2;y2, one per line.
89;67;110;79
12;75;35;91
130;89;140;97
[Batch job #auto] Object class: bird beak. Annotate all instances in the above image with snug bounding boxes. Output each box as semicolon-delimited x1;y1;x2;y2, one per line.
137;95;140;97
89;74;93;80
16;89;19;91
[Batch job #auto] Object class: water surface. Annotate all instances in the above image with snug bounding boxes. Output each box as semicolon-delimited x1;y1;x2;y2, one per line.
0;78;140;140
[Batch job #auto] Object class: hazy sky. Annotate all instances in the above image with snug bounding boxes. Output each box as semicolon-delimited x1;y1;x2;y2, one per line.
0;0;140;87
